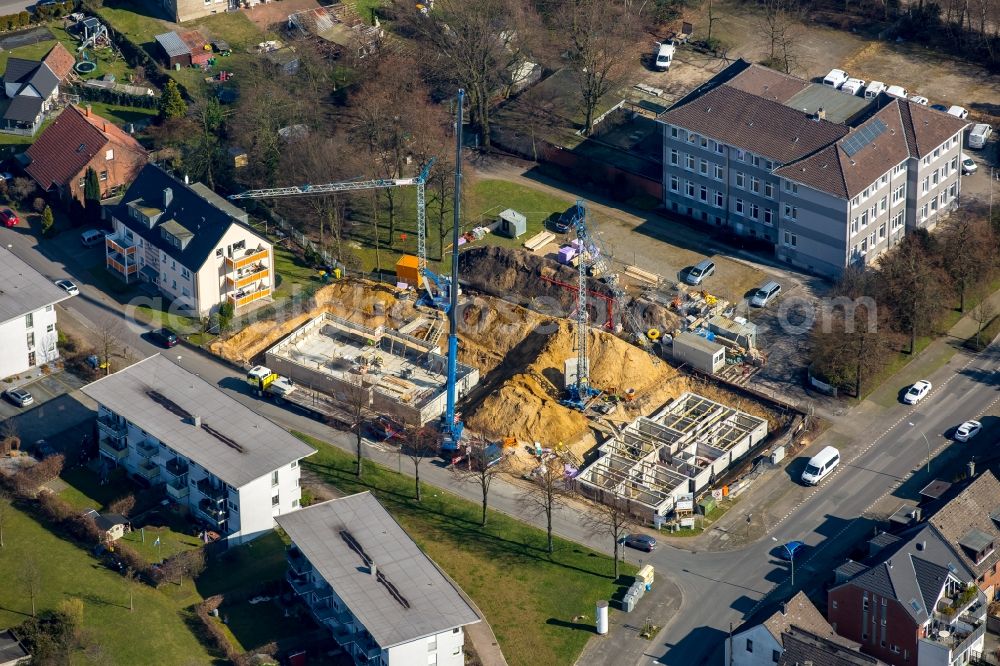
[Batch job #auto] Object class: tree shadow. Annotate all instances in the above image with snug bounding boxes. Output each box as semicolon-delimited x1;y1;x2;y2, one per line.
545;617;597;634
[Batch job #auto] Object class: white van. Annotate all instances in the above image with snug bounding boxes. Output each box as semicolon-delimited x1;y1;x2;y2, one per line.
968;123;992;149
80;229;105;247
886;85;908;98
823;69;849;89
947;105;969;119
841;78;866;96
864;81;886;98
654;41;676;71
801;446;840;485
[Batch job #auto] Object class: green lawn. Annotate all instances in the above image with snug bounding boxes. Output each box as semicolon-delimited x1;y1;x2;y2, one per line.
198;531;288;598
120;509;203;564
186;11;268;51
57;467;126;512
83;102;158;128
0;504;215;665
273;245;322;298
297;432;631;666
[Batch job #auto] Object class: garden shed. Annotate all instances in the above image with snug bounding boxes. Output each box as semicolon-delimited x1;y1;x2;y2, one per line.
496;208;527;239
155;31;191;68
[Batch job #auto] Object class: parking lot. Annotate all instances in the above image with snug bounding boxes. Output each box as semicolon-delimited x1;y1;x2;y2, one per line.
0;369;87;420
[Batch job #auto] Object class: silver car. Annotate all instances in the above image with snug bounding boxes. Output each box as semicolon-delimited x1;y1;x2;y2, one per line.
5;388;33;407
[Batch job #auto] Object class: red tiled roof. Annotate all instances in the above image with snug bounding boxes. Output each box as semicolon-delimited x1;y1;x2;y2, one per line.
660;85;850;163
41;42;75;81
24;105;146;191
901;99;969;158
725;63;810;104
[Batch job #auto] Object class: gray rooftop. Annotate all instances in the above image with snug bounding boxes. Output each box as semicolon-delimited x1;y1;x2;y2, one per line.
276;492;480;648
155;31;190;58
191;182;249;223
784;84;871;125
81;355;315;487
0;246;70;325
958;528;994;554
0;629;29;663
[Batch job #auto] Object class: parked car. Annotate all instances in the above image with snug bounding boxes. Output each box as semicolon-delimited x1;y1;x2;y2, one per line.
954;420;982;442
886;85;908;98
750;281;782;308
0;172;13;183
80;229;105;247
930;104;949;112
864;81;886;98
54;279;78;295
909;95;929;105
776;540;806;561
654;41;676;71
903;380;932;404
961;153;977;175
0;209;19;227
684;259;716;286
624;534;657;552
823;68;849;89
4;387;33;407
801;446;840;485
554;203;584;233
947;105;969;119
841;77;866;96
150;328;178;348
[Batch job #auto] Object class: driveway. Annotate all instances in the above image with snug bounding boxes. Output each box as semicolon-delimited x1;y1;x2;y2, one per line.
0;25;53;50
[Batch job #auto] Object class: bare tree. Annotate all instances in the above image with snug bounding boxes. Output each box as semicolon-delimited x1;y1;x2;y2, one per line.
878;234;942;354
563;0;641;135
108;493;135;517
405;426;441;502
456;440;507;527
758;0;801;74
520;456;571;554
343;383;372;479
162;548;207;586
0;418;18;457
19;556;41;616
125;567;138;612
971;294;997;350
0;490;9;548
941;214;992;312
584;494;635;579
96;317;124;376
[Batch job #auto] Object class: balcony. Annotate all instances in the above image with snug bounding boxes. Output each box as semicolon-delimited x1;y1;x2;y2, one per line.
106;233;137;256
227;284;271;309
224;247;269;271
135;440;159;459
164;457;189;478
106;253;139;280
136;459;160;481
196;478;227;503
97;415;127;438
312;582;334;601
924;616;986;657
226;263;269;290
197;498;228;526
99;437;128;461
287;570;314;596
348;635;382;663
166;477;189;501
287;547;313;576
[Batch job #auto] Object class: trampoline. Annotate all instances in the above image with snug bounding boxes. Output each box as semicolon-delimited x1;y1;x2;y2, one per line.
74;61;97;74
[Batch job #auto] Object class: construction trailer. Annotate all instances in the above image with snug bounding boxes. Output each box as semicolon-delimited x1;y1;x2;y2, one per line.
671;331;725;374
575;392;768;522
263;312;479;427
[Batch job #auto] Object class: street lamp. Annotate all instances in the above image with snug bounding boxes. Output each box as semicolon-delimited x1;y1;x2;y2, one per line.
908;422;931;473
772;537;795;586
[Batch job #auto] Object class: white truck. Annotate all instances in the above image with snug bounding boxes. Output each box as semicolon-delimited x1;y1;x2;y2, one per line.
841;78;866;96
864;81;886;98
968;123;992;149
246;365;352;426
823;68;849;89
654;41;676;71
886;85;908;98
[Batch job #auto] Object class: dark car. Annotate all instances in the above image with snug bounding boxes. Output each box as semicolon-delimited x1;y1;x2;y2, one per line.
0;209;19;227
365;416;405;442
151;328;178;348
776;540;806;561
623;533;657;552
930;103;948;112
554;203;584;233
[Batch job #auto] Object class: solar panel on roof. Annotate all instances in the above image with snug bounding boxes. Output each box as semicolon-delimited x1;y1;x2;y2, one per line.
842;118;888;157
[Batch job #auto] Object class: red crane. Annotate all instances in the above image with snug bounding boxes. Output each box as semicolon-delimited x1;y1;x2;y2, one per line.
539;274;615;331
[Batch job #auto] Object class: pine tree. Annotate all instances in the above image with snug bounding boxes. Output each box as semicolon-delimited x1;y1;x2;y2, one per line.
84;167;101;224
41;205;54;236
158;80;187;122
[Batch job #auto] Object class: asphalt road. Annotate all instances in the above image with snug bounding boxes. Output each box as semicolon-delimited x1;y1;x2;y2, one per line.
5;223;1000;665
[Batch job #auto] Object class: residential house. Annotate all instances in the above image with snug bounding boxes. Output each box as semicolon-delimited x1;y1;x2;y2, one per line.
726;591;855;666
1;57;59;136
828;524;987;666
82;354;316;544
24;105;149;205
41;42;75;83
659;60;969;277
103;164;273;316
928;470;1000;601
0;629;29;666
778;626;886;666
0;246;70;379
158;0;269;23
276;492;481;666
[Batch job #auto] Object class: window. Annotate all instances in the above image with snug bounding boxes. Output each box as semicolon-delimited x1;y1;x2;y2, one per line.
685;154;695;170
714;191;724;208
78;177;86;188
715;141;724;155
891;211;904;230
783;231;797;247
772;650;781;663
714;164;724;180
216;248;223;258
45;305;52;312
699;159;708;175
181;287;190;297
228;500;239;512
291;460;298;468
46;323;54;333
879;223;886;239
920;203;929;221
933;147;940;159
832;600;838;610
292;499;299;507
736;149;746;161
869;205;877;219
670;126;678;138
699;136;708;148
932;170;939;186
951;156;958;171
949;182;957;198
735;172;745;189
764;159;774;170
271;494;280;507
764;181;774;198
171;280;177;289
893;163;905;175
669;175;679;192
922;176;929;194
880;173;889;186
783;204;798;220
852;195;860;207
735;198;744;214
879;196;887;213
851;218;858;235
746;639;753;653
670;149;678;166
271;470;279;486
687;132;697;144
25;313;33;329
860;211;868;227
763;209;773;225
751;155;760;168
750;177;760;193
749;203;759;220
99;170;108;181
685;181;695;197
26;331;34;348
784;181;798;194
105;148;114;160
27;351;35;367
892;184;905;203
699;185;708;202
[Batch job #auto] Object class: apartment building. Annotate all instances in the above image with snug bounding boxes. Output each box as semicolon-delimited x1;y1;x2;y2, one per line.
104;164;272;316
828;524;986;666
659;60;969;277
276;492;481;666
82;355;316;544
0;247;70;379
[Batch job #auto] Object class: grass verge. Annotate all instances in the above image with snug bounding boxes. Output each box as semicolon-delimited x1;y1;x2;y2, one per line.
296;432;632;666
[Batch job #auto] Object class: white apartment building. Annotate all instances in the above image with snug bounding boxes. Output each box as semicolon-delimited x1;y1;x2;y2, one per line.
0;246;69;379
82;354;315;544
276;492;481;666
659;60;969;277
104;164;273;317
